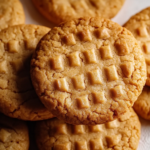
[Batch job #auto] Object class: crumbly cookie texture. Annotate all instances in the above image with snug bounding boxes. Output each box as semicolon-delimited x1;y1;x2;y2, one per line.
0;113;29;150
134;86;150;120
35;108;141;150
0;24;54;121
32;0;125;24
0;0;25;31
124;7;150;86
31;17;146;125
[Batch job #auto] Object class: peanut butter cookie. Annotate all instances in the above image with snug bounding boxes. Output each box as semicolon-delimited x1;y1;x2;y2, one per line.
31;17;146;125
124;7;150;86
134;86;150;120
35;108;141;150
0;24;54;120
0;113;29;150
32;0;125;24
0;0;25;31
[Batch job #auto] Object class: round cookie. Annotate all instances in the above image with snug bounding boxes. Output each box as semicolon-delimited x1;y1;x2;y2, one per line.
134;86;150;120
124;7;150;86
0;0;25;31
32;0;125;24
0;24;54;121
31;17;146;125
35;108;141;150
0;113;29;150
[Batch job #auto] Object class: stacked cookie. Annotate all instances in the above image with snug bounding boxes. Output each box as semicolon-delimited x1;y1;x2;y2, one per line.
31;0;125;24
35;108;141;150
31;17;146;125
0;0;25;31
0;0;149;150
0;24;54;121
0;113;29;150
124;7;150;121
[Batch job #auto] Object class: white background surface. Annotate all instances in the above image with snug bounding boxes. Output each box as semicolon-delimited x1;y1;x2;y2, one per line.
20;0;150;149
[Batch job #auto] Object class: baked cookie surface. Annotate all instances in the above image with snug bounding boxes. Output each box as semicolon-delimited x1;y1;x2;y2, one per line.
0;0;25;31
35;108;141;150
0;24;54;121
32;0;125;24
31;17;146;125
0;113;29;150
134;86;150;120
124;7;150;86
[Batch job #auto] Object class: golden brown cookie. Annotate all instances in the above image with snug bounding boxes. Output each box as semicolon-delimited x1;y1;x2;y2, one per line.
31;17;146;125
0;24;54;121
124;7;150;86
35;108;141;150
32;0;125;24
0;113;29;150
0;0;25;31
133;86;150;120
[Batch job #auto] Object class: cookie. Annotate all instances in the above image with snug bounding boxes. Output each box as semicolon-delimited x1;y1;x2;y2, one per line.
0;24;54;121
35;108;141;150
124;7;150;86
32;0;125;24
31;17;146;125
133;86;150;120
0;0;25;31
0;113;29;150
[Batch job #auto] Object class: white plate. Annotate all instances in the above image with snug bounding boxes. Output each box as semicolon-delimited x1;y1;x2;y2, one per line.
20;0;150;149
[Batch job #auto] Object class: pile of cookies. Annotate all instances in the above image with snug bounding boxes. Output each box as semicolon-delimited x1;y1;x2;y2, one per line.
0;0;149;150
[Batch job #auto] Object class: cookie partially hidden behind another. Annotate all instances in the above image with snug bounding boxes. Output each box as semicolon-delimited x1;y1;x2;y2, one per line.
31;17;146;125
35;108;141;150
32;0;125;24
134;86;150;120
0;24;54;121
0;113;29;150
124;7;150;86
0;0;25;31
